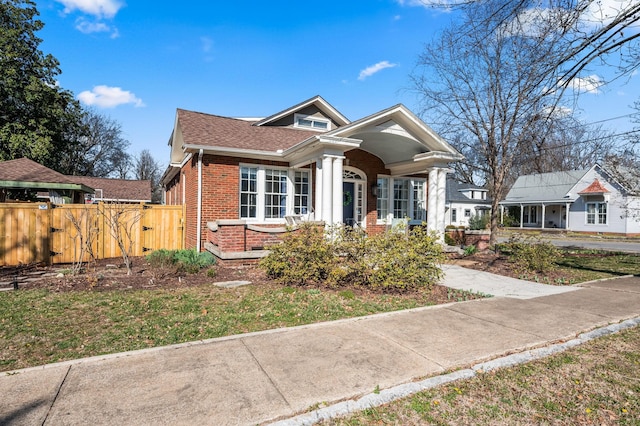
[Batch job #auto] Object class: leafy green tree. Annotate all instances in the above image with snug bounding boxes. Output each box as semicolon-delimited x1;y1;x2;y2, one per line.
0;0;83;169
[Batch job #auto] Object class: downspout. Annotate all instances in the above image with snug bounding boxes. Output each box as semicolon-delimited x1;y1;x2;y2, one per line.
196;149;203;252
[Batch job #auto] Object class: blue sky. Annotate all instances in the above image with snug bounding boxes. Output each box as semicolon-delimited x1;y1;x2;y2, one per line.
35;0;638;167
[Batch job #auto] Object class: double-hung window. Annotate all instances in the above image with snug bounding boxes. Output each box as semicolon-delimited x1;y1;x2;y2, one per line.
239;165;311;221
586;202;607;225
376;176;427;223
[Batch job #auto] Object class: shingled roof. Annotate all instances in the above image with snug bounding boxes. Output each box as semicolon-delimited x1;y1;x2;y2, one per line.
67;176;151;202
1;158;75;185
0;158;93;192
177;109;315;152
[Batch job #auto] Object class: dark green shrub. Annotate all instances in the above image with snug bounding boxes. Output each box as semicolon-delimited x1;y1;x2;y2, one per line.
173;249;216;274
444;233;456;246
468;213;490;230
501;234;559;273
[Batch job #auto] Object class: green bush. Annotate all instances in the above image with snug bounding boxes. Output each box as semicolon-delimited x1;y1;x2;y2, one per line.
145;248;216;274
145;249;175;269
444;233;456;246
500;234;559;273
260;223;444;292
260;223;337;285
468;213;490;230
173;249;216;274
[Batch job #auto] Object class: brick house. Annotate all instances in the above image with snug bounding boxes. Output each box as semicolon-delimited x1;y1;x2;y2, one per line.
161;96;463;261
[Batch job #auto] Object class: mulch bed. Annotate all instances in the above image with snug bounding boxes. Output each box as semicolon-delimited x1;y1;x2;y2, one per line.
0;257;470;305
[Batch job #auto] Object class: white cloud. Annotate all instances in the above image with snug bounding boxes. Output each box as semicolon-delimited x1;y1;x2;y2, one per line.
358;61;398;81
78;85;145;108
75;18;119;37
56;0;123;19
582;0;638;29
567;75;605;94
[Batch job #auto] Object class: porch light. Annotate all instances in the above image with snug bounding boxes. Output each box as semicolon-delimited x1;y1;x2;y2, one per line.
371;183;379;197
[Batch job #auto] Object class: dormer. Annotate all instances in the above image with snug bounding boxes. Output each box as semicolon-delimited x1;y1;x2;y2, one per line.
252;95;350;132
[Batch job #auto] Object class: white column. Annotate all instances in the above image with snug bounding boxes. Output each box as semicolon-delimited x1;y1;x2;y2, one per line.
541;204;546;229
322;156;333;224
565;202;571;229
332;156;344;225
520;204;524;228
436;168;447;239
315;159;323;221
427;168;438;232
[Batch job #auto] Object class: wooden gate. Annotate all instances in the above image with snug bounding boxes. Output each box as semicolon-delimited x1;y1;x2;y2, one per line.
0;203;184;266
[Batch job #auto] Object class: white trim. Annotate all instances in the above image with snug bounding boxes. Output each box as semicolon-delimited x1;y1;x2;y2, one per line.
196;149;203;252
294;113;331;131
376;175;427;226
238;163;312;224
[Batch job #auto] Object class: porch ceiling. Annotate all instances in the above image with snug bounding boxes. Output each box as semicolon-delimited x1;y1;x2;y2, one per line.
353;131;427;165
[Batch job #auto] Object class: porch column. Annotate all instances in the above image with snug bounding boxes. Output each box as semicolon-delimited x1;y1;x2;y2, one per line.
565;202;571;229
315;159;323;221
541;204;546;229
332;156;344;225
519;204;524;228
500;205;504;225
321;155;333;224
427;168;438;231
436;168;447;239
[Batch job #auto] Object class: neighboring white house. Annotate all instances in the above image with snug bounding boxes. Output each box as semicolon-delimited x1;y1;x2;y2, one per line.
500;164;640;235
445;178;492;227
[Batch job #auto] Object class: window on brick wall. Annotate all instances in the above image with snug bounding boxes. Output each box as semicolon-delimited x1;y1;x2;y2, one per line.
239;165;311;222
376;176;426;223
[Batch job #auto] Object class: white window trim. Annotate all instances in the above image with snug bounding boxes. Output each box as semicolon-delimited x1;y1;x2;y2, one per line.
239;164;312;223
293;113;330;131
585;201;608;225
376;175;427;225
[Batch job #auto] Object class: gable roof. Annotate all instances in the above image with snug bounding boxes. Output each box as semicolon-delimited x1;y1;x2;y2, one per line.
253;95;350;127
67;176;151;202
176;109;315;153
503;169;589;203
0;158;93;193
446;178;492;204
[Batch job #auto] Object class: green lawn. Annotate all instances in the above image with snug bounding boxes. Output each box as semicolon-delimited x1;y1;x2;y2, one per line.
322;325;640;425
0;283;477;372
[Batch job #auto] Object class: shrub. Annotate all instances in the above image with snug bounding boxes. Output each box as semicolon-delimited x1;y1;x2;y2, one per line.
146;249;216;274
145;249;175;269
444;232;456;246
468;213;490;230
260;223;444;292
500;234;559;273
260;223;337;285
173;249;216;274
464;245;477;256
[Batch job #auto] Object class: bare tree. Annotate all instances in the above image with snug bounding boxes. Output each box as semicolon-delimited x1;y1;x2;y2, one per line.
65;207;99;274
61;109;132;178
411;0;640;244
135;149;162;203
100;203;143;275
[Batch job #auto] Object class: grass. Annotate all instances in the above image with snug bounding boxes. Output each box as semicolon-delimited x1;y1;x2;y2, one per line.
0;283;465;372
557;251;640;279
321;325;640;425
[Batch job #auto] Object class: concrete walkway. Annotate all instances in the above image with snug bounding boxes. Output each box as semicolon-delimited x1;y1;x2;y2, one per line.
1;270;639;426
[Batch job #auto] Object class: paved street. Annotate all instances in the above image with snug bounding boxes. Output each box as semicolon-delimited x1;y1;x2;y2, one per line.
497;235;640;253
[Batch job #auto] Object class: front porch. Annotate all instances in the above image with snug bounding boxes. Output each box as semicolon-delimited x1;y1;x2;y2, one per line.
500;203;572;230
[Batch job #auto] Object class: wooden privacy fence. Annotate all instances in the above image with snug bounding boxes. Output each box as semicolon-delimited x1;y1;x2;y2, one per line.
0;203;184;266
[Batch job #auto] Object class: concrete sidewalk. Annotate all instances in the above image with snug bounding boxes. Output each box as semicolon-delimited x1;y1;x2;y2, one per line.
1;271;639;426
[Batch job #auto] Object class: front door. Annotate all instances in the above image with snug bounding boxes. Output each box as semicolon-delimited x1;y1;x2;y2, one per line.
343;182;355;226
